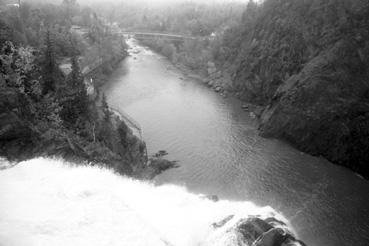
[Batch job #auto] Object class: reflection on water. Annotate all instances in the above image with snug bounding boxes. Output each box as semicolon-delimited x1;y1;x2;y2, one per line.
103;39;369;246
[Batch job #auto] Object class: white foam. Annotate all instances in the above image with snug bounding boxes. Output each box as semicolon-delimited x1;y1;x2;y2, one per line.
0;158;287;246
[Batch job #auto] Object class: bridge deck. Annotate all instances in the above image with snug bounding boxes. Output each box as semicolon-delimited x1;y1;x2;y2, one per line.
117;31;194;40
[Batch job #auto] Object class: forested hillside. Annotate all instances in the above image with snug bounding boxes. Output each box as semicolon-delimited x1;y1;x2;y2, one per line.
0;1;146;174
220;0;369;177
95;1;244;73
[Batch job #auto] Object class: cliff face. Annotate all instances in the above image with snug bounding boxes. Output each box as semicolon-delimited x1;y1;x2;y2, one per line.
224;0;369;177
208;216;306;246
259;38;369;177
0;88;147;175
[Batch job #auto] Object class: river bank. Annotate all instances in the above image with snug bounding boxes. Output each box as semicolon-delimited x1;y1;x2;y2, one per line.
172;61;266;118
87;47;178;179
74;45;180;178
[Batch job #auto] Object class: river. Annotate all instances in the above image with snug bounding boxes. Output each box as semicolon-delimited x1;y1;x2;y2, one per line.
102;39;369;246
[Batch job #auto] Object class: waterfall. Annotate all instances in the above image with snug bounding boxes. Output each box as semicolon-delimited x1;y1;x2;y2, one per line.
0;158;289;246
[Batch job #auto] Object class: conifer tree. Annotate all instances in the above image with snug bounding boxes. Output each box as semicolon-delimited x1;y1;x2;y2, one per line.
101;93;111;121
42;29;57;94
72;56;88;118
241;0;258;25
69;55;83;89
62;55;88;124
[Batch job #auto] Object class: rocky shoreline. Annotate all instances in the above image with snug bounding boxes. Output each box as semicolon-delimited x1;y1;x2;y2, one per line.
170;60;266;120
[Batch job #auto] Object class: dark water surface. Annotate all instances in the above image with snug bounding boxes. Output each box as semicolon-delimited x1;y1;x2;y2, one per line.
103;39;369;246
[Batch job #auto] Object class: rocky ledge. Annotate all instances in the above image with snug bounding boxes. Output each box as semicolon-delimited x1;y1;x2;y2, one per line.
135;150;179;179
209;216;306;246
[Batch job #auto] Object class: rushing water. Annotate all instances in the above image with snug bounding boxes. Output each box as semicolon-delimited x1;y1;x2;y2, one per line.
102;39;369;246
0;158;286;246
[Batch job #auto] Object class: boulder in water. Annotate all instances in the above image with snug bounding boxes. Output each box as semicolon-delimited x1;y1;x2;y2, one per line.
154;150;168;158
136;151;179;179
242;104;250;110
215;86;222;92
208;216;307;246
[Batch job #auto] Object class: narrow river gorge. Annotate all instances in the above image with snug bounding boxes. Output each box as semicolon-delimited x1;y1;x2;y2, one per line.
102;39;369;246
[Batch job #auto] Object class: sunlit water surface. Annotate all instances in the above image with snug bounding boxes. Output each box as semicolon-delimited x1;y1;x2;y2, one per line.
101;39;369;246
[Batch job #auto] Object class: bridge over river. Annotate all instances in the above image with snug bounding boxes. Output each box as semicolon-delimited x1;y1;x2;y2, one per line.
116;31;195;42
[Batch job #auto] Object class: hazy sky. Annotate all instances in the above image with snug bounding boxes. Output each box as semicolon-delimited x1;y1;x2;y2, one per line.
74;0;251;4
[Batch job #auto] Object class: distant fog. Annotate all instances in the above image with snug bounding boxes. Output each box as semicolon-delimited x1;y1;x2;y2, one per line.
21;0;252;6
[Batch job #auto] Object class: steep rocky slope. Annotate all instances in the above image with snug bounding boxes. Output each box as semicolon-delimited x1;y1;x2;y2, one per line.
223;0;369;177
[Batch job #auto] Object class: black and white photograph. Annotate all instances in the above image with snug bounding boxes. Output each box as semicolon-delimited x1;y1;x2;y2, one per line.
0;0;368;245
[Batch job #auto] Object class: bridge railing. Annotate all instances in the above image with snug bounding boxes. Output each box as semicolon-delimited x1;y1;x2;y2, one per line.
81;58;104;76
110;107;143;139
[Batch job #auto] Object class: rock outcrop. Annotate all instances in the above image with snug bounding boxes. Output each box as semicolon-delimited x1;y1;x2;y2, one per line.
209;216;306;246
135;150;179;179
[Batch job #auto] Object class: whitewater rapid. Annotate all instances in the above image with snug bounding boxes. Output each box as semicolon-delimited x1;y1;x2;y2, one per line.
0;158;289;246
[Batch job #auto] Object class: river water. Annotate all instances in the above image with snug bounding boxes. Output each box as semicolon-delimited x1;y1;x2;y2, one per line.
102;39;369;246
